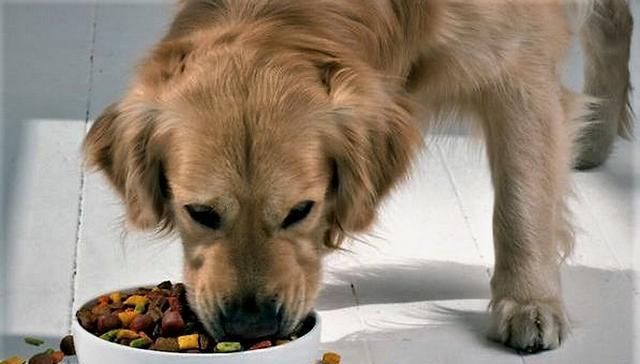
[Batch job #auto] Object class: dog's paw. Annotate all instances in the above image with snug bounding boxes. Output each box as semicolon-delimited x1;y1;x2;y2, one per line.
488;298;568;353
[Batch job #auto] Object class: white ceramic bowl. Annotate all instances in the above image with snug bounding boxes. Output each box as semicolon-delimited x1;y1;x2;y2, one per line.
71;285;321;364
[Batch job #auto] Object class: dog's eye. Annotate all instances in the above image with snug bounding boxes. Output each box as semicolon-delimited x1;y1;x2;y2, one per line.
185;204;221;229
281;200;315;229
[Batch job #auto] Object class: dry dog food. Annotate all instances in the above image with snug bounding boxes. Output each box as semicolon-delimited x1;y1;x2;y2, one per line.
0;335;76;364
75;281;312;353
321;352;342;364
1;281;339;363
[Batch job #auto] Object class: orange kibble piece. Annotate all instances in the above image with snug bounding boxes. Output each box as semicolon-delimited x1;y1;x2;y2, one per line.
322;352;341;364
50;351;65;364
97;295;109;307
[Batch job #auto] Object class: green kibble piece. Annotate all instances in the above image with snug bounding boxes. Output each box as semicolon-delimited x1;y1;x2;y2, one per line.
130;337;152;348
134;302;147;314
215;342;242;353
99;329;120;341
24;337;44;346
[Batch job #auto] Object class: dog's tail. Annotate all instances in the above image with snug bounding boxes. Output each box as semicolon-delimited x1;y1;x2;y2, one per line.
572;0;634;169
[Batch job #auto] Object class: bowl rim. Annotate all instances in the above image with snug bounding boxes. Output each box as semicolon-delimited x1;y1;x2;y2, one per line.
72;284;321;358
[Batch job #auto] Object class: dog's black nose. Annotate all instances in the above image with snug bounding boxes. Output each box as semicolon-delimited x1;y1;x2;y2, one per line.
220;295;279;339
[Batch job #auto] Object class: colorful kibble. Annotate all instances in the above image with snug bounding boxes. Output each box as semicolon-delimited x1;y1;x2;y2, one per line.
99;329;120;341
130;336;153;348
97;295;109;307
177;334;200;350
109;292;122;305
26;353;52;364
97;313;121;333
134;302;147;314
129;314;155;334
322;352;342;364
161;310;185;336
116;329;140;340
249;340;273;350
124;295;149;307
1;356;25;364
49;352;64;364
215;342;242;353
150;337;179;352
59;335;76;355
24;337;44;346
76;281;313;354
117;311;138;327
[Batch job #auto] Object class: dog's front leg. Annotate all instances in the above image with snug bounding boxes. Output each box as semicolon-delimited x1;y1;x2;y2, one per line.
477;83;574;352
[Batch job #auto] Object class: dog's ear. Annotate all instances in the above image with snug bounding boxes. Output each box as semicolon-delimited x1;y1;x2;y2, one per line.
83;39;195;231
84;101;172;231
320;61;422;238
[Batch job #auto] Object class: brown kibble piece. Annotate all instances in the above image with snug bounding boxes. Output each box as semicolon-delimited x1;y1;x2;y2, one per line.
27;353;53;364
130;314;155;334
150;337;180;352
60;335;76;356
161;310;185;336
147;305;164;322
249;340;273;350
76;309;96;331
97;313;121;334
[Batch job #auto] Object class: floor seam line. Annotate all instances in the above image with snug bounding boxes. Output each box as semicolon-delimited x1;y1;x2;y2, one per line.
67;2;98;331
434;141;491;277
349;282;374;364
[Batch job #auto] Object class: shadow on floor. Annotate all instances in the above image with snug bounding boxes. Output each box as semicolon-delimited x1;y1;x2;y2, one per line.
316;261;635;362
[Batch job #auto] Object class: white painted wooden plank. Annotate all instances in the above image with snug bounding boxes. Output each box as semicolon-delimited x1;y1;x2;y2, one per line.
0;120;85;357
74;1;179;310
433;135;635;364
319;340;371;364
75;173;184;306
0;1;94;357
435;135;627;270
89;2;173;116
360;300;522;364
526;267;634;364
433;138;494;268
573;140;637;271
318;246;373;363
346;139;486;267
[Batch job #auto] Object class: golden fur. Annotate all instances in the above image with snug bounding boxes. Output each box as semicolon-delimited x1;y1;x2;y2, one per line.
84;0;633;351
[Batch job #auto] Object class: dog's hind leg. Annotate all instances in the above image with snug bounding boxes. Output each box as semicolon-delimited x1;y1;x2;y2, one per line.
575;0;633;169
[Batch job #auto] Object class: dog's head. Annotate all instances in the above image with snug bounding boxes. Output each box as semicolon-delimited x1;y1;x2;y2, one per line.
84;35;420;340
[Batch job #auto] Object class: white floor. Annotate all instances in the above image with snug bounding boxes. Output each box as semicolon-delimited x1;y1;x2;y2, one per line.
1;1;638;363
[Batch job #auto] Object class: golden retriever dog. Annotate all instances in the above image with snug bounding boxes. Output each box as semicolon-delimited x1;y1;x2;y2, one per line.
83;0;633;353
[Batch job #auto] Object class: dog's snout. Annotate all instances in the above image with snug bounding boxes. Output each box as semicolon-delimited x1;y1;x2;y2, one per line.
220;295;280;339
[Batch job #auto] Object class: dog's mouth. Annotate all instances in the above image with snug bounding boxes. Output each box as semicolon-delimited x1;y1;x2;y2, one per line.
197;310;306;341
189;293;308;341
